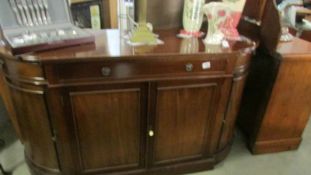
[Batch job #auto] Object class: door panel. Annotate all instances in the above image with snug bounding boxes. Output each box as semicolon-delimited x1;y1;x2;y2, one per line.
152;79;224;165
67;84;146;173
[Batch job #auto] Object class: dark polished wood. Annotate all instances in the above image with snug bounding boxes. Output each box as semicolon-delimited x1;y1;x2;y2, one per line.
67;83;146;173
243;0;268;21
238;0;281;53
238;37;311;154
152;78;228;164
0;29;254;175
259;0;281;54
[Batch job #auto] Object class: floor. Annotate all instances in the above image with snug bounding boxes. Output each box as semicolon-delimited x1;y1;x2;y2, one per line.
1;104;311;175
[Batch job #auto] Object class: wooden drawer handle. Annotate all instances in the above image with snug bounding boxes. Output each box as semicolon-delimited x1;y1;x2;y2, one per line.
185;63;194;72
101;67;111;77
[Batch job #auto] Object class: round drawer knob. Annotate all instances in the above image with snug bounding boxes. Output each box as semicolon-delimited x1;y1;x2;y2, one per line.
185;63;194;72
101;67;111;77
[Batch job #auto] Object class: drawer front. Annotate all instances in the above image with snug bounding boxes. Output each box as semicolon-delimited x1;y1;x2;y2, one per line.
47;56;234;84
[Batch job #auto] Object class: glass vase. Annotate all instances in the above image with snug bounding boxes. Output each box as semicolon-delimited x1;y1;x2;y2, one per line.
182;0;205;36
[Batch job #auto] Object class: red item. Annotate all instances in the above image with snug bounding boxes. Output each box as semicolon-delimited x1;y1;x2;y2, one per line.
179;30;203;37
218;12;242;40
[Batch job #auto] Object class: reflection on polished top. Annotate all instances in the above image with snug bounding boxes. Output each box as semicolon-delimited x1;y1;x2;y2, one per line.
0;29;256;62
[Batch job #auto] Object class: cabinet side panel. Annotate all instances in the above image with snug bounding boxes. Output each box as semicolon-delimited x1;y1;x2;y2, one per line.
218;74;247;149
10;88;59;171
70;89;142;172
257;60;311;142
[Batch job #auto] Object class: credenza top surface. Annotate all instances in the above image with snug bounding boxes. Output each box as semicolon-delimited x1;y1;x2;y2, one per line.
0;29;255;63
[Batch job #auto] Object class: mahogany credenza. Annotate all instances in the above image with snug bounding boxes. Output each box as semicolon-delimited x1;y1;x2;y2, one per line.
0;29;255;175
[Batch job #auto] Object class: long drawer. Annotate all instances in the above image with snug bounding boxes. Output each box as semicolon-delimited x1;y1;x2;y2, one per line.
44;55;235;84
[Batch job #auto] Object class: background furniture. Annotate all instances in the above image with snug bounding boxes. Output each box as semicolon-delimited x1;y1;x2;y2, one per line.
69;0;118;29
290;15;311;42
237;0;311;154
145;0;222;29
71;0;105;29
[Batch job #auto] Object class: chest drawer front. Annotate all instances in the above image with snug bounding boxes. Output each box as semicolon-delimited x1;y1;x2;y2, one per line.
47;56;234;83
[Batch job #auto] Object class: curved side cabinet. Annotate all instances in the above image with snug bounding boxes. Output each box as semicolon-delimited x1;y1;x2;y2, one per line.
3;59;60;174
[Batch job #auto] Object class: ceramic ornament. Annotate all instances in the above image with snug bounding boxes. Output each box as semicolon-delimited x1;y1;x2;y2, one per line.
203;0;246;45
277;0;303;42
203;2;230;45
220;0;246;40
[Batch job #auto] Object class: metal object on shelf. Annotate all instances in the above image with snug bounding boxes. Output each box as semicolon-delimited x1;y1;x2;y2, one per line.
37;0;48;24
9;28;84;47
21;0;34;26
33;0;43;25
43;0;51;24
15;0;29;26
9;0;23;25
27;0;39;26
0;0;95;55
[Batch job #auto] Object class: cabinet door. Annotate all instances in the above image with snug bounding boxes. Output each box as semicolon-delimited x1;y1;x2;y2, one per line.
65;83;147;174
150;78;231;165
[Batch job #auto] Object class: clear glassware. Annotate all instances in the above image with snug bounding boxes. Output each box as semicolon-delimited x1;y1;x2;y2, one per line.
180;38;199;54
182;0;205;34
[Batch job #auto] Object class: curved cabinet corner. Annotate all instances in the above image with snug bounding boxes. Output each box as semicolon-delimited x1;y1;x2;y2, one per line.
9;85;60;173
2;58;60;174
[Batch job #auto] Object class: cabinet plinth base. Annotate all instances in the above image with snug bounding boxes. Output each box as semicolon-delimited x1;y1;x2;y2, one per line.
250;138;302;155
26;143;232;175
